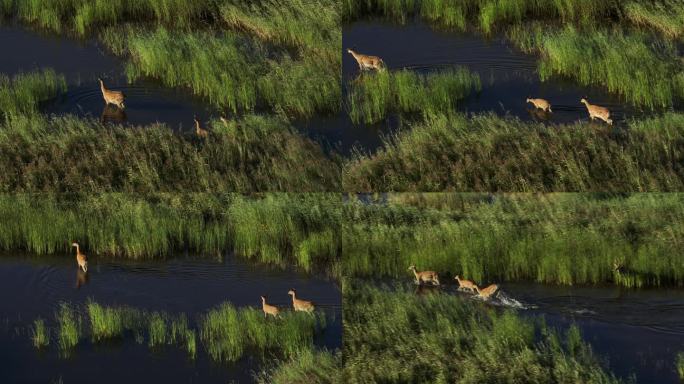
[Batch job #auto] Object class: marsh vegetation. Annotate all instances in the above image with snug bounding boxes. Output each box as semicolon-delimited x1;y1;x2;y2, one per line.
343;193;684;287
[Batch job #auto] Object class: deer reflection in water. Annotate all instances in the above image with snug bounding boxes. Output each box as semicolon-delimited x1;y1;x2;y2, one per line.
75;268;89;289
101;104;127;123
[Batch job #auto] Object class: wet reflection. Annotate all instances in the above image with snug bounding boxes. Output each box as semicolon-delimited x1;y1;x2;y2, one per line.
100;104;127;123
75;268;89;289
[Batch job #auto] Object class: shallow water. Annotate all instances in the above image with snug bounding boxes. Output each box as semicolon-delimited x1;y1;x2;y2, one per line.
343;21;679;152
0;254;341;384
429;281;684;384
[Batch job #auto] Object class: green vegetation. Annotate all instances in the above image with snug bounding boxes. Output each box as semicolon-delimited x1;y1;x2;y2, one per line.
343;281;622;383
343;113;684;192
31;318;49;348
624;1;684;39
509;25;684;109
0;70;66;120
199;303;324;363
677;352;684;379
0;114;340;192
56;302;81;352
257;350;342;384
32;300;326;364
343;193;684;287
0;193;341;275
347;68;481;124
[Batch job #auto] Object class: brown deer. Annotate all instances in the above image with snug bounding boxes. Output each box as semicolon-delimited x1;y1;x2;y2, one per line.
475;284;499;300
454;275;478;292
347;49;386;72
408;265;440;286
581;98;613;125
288;289;315;313
526;98;552;112
72;242;88;273
260;296;281;318
98;78;125;109
194;116;209;138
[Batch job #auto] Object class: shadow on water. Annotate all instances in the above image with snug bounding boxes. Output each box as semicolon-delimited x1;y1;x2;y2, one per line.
0;254;341;384
434;281;684;384
343;21;680;152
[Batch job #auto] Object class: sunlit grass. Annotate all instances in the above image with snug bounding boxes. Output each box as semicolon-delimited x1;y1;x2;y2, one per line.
677;352;684;379
0;70;66;120
87;301;142;341
343;112;684;192
342;193;684;287
56;302;81;353
257;350;342;384
343;281;622;383
31;318;49;348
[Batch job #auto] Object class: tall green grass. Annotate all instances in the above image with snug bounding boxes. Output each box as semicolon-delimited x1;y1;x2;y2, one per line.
0;70;66;120
31;318;49;348
677;352;684;380
347;68;481;124
343;112;684;192
0;114;340;192
342;193;684;287
56;302;81;353
509;25;684;109
624;1;684;39
86;301;142;341
257;350;342;384
343;281;622;383
0;193;341;275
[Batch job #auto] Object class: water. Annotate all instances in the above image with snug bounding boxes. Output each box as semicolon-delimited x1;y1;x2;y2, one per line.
0;253;341;384
343;21;678;152
435;281;684;384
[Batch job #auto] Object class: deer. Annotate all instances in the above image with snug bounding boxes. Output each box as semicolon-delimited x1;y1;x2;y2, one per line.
408;265;440;286
347;48;386;72
72;242;88;273
98;78;125;109
526;97;552;112
475;284;499;300
194;116;209;138
260;296;281;318
454;275;478;292
581;98;612;125
288;289;315;313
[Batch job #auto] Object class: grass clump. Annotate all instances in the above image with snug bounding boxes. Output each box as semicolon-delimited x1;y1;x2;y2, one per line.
87;301;142;341
677;353;684;379
0;70;66;119
257;350;343;384
31;318;49;348
0;114;340;192
342;193;684;287
343;281;622;383
343;112;684;192
56;302;81;352
347;68;481;124
624;1;684;39
0;193;341;275
199;303;322;363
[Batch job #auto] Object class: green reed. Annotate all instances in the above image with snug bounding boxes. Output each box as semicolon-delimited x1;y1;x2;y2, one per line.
343;281;622;383
0;70;66;120
257;350;342;384
56;302;81;353
0;114;340;192
342;193;684;287
347;68;481;124
677;352;684;379
31;318;49;348
86;300;143;341
343;112;684;192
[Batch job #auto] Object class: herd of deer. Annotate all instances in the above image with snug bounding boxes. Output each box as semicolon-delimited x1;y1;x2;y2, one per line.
348;49;614;125
408;265;500;300
98;78;211;137
71;243;315;319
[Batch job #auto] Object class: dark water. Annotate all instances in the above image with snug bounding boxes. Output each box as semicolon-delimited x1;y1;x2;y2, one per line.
0;254;341;384
343;21;677;152
428;281;684;384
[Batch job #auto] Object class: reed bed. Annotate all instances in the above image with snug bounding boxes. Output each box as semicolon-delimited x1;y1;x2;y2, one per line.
199;303;324;363
0;114;340;192
343;281;622;383
56;302;81;353
0;70;66;120
342;112;684;192
257;350;341;384
677;352;684;380
0;193;341;275
347;68;481;124
343;193;684;287
31;318;49;348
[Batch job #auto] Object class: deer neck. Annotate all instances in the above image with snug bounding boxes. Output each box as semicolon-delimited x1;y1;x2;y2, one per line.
74;244;80;255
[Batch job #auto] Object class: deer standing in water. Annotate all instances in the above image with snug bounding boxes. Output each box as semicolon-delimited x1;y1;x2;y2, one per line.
581;98;613;125
72;242;88;273
260;296;281;318
347;49;386;72
408;265;440;286
288;289;315;313
454;275;478;292
98;78;125;109
526;98;552;112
